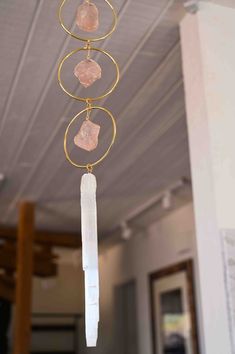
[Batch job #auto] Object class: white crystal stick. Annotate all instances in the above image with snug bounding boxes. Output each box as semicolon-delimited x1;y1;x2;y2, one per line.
80;173;99;347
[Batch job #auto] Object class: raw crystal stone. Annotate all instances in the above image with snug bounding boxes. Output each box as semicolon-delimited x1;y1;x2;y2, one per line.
80;173;99;347
74;59;101;88
74;120;100;151
76;1;99;32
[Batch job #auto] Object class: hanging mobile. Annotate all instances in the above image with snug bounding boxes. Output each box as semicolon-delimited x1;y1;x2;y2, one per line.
58;0;119;347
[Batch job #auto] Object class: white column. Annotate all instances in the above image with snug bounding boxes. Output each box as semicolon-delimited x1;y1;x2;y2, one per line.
180;2;235;354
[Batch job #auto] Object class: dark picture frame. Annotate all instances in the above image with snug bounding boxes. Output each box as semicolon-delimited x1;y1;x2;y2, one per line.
149;260;199;354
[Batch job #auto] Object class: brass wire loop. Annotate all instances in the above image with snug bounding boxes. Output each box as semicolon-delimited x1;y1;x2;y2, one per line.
86;164;93;173
85;100;92;120
58;46;120;102
58;0;117;42
58;0;119;169
64;106;117;169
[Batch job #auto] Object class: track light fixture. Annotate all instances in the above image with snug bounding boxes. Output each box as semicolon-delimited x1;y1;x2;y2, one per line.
120;221;132;241
162;191;172;210
184;0;199;14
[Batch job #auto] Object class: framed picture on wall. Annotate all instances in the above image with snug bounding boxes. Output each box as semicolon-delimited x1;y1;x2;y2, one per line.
149;260;199;354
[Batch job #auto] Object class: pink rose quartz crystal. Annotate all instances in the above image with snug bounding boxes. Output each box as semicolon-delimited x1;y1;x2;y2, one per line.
76;1;99;32
74;59;101;88
74;120;100;151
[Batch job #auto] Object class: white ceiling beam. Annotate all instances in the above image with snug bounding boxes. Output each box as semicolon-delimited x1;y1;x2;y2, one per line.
0;0;44;140
119;0;175;80
98;82;185;196
7;22;77;172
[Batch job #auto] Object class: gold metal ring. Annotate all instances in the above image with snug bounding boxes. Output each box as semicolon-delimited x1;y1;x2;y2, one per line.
58;47;119;102
58;0;117;42
64;106;116;169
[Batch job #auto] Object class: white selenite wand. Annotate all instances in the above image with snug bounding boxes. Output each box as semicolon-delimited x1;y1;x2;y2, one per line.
80;172;99;347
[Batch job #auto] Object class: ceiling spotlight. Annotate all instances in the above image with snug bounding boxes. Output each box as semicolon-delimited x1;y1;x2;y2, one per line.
120;221;132;241
162;191;172;210
0;173;5;183
184;0;199;14
0;173;5;191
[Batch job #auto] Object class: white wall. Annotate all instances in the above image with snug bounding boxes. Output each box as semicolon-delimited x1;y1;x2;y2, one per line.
31;251;85;352
90;202;196;354
32;250;84;314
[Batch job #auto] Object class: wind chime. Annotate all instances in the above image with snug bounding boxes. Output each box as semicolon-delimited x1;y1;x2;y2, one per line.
58;0;119;347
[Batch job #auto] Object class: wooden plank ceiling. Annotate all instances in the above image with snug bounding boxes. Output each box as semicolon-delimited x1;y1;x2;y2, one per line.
0;0;190;235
